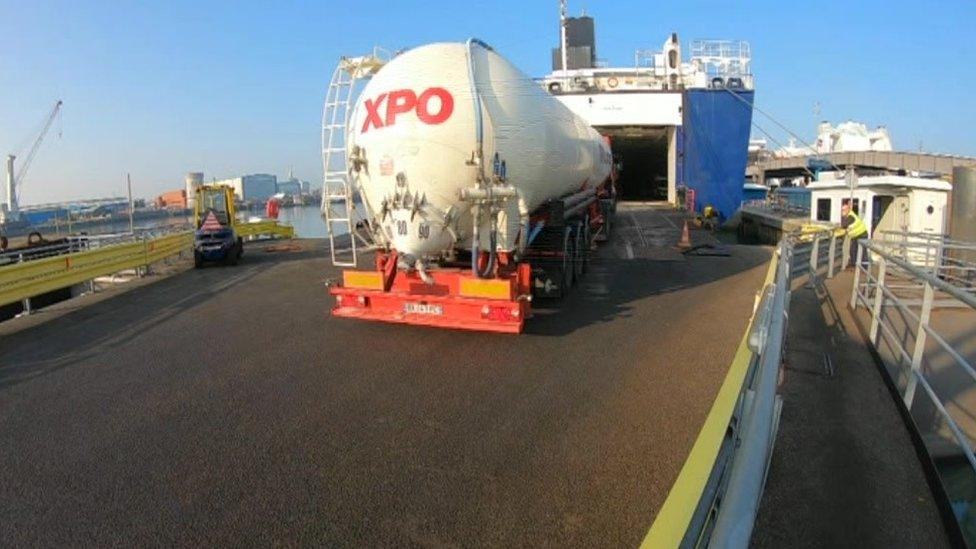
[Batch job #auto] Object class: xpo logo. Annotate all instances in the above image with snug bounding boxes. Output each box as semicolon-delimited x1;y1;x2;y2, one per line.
361;87;454;133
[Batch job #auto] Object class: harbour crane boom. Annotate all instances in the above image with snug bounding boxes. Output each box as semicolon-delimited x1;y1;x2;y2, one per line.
3;100;62;223
14;100;63;189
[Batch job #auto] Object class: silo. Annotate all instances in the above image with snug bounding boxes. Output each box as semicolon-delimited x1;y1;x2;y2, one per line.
950;166;976;265
185;172;204;210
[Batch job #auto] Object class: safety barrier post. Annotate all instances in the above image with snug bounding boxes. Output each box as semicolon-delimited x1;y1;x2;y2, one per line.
809;234;820;280
869;255;887;344
807;233;820;288
842;235;850;270
142;235;150;277
851;241;863;310
904;280;935;408
827;232;837;278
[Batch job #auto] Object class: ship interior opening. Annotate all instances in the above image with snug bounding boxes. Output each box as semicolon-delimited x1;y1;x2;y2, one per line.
601;127;671;201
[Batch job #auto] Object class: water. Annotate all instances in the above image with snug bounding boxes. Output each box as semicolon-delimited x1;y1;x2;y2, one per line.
275;205;330;238
31;204;340;240
44;214;191;238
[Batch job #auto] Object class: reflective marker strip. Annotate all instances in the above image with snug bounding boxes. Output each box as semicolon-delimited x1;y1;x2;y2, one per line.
640;254;779;549
343;271;384;291
459;278;512;300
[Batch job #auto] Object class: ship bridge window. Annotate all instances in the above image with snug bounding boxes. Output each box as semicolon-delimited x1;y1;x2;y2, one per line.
816;198;831;221
602;127;670;201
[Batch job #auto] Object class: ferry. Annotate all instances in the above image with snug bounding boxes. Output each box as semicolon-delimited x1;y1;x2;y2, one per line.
538;2;754;221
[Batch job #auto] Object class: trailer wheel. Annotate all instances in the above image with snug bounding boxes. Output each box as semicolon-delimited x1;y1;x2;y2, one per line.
561;227;575;293
580;216;591;274
598;200;613;241
573;223;585;280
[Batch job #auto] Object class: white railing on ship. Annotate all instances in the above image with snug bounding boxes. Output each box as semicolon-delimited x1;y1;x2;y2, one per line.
740;198;810;217
850;235;976;496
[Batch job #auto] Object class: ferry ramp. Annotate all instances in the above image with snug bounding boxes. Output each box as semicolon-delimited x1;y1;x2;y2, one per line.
0;204;772;546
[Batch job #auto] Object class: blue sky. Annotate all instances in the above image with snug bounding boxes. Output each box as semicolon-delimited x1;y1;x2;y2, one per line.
1;0;974;205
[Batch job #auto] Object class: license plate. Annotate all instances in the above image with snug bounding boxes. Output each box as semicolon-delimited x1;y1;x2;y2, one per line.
403;302;443;315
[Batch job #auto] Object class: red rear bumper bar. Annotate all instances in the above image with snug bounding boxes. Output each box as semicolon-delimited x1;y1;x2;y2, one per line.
330;264;532;334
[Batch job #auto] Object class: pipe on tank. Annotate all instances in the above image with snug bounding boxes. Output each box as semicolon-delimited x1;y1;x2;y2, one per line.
562;187;597;210
465;38;499;279
564;196;597;220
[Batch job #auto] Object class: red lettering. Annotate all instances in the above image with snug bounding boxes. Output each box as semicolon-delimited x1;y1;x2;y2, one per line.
361;93;387;133
416;87;454;125
385;89;417;126
360;88;455;133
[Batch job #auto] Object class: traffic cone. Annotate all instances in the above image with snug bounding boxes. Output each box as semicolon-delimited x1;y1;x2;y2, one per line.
677;220;692;250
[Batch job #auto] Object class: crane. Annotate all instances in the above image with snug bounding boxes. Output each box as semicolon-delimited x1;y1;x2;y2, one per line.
4;100;63;223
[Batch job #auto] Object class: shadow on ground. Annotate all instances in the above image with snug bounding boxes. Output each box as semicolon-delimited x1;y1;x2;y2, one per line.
0;240;324;390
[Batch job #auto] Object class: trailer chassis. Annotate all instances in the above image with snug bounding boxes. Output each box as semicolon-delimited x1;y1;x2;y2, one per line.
329;186;615;333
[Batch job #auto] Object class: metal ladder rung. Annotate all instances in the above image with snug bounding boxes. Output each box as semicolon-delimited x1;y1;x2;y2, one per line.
322;52;388;268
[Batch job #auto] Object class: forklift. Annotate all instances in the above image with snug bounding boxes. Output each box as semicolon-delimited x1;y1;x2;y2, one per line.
193;184;243;268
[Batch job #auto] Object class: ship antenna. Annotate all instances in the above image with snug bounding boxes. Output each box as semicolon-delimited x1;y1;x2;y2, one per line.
559;0;568;75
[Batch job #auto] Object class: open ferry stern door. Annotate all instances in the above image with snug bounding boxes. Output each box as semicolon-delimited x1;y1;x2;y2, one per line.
601;126;679;202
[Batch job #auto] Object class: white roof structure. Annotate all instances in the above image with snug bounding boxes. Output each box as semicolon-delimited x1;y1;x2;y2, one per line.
807;174;951;192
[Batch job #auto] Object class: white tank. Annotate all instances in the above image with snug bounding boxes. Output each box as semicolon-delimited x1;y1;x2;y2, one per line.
348;41;611;261
185;172;204;210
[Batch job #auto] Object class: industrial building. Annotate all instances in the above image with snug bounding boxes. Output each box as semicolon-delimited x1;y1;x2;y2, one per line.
211;174;277;202
155;189;188;209
276;177;308;196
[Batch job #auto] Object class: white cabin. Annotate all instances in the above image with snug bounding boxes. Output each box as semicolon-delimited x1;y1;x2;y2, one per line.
808;174;950;237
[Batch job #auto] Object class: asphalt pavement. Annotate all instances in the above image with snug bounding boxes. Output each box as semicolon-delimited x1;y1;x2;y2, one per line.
0;205;772;546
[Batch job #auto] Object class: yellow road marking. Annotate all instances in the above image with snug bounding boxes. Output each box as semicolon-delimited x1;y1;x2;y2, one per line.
640;253;778;548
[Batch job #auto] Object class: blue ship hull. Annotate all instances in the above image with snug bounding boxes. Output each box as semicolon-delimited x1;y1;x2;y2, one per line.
682;89;755;221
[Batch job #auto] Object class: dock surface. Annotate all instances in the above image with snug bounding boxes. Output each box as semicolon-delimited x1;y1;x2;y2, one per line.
753;272;952;547
0;204;772;546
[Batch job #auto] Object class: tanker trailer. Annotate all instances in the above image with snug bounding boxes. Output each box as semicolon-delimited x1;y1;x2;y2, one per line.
330;39;616;333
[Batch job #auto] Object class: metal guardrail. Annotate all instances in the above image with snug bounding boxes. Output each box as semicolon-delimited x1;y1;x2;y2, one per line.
645;226;848;548
0;220;294;313
0;226;191;266
0;232;192;310
850;236;976;499
874;230;976;292
740;198;810;218
236;220;296;240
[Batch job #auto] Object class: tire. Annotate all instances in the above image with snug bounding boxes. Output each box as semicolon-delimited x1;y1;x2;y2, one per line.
600;201;613;241
236;238;244;259
226;244;240;266
194;251;203;269
561;227;575;294
573;223;585;280
580;217;591;274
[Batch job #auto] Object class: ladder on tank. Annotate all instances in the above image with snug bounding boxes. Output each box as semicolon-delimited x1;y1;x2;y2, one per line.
321;50;388;267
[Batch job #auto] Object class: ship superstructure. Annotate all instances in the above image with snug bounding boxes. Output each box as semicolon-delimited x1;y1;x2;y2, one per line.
539;3;755;220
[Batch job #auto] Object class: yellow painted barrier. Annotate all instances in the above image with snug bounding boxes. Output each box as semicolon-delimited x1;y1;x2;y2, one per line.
236;221;295;239
640;252;780;548
0;232;192;308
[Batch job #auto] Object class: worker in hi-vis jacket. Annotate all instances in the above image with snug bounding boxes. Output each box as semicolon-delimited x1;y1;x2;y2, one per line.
841;202;868;269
